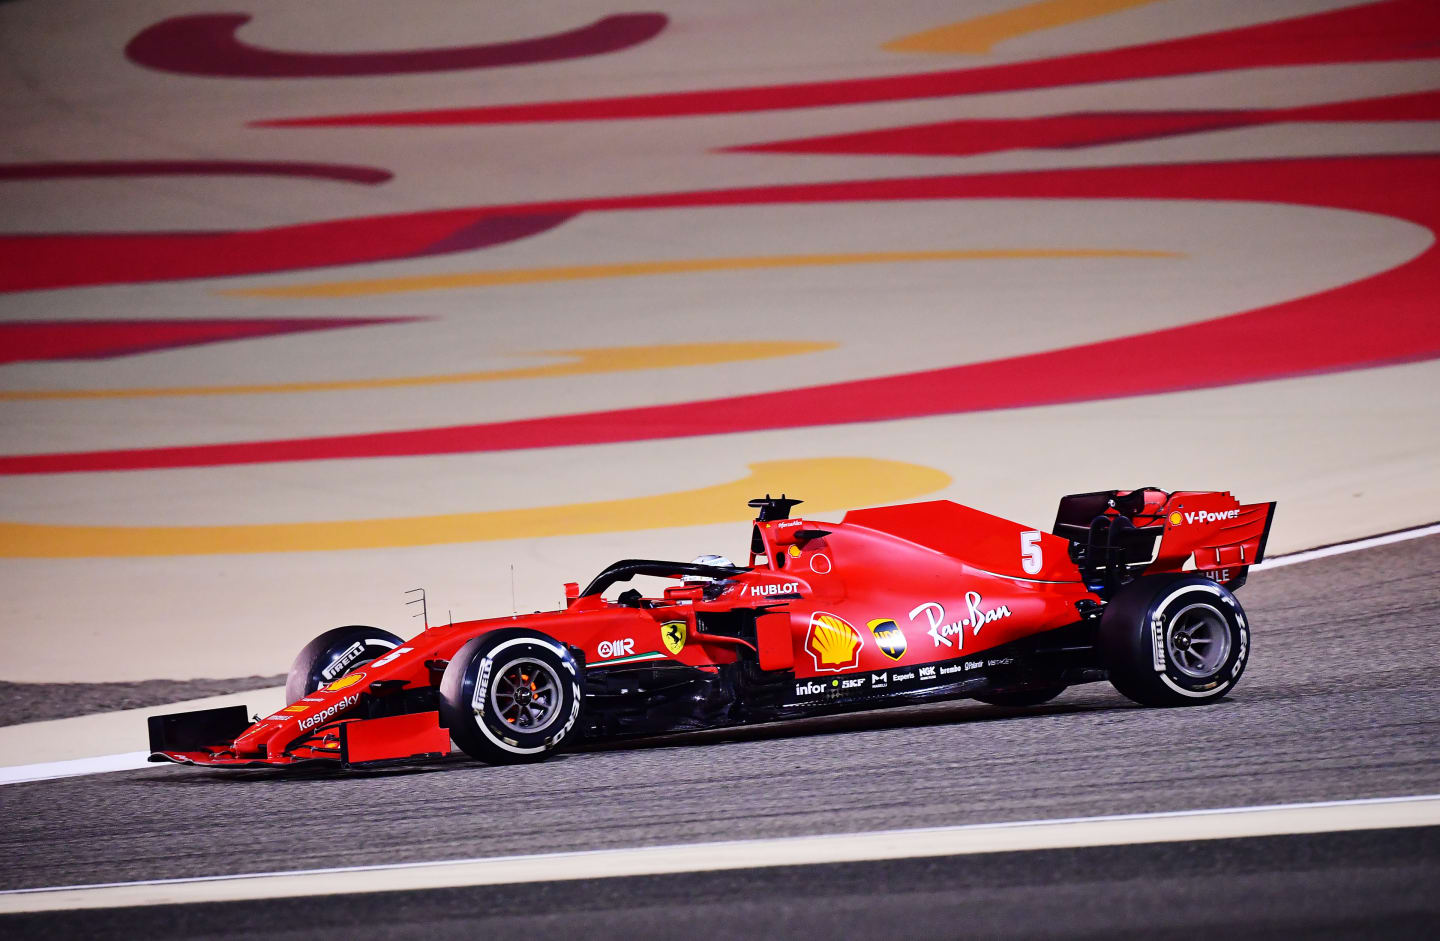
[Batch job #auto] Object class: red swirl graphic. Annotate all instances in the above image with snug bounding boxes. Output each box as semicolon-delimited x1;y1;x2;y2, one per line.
0;161;391;184
0;212;574;294
730;90;1440;158
0;318;410;365
125;12;668;78
4;154;1435;474
254;0;1437;125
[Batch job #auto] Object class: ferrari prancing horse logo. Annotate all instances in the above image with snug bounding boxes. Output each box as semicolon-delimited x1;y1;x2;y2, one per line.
661;620;687;655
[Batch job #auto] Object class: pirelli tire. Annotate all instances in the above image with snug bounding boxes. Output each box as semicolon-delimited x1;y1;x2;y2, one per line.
285;625;404;704
1100;575;1250;707
440;629;583;765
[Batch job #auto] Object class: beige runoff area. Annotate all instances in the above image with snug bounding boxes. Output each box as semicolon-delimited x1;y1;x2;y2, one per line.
2;0;1438;686
0;687;286;769
1;201;1436;681
0;1;1389;230
2;356;1437;684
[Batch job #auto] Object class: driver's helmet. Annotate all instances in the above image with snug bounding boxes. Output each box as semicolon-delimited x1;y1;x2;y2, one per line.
683;554;735;583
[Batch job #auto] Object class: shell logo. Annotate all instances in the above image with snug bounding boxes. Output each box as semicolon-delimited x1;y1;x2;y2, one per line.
325;671;366;692
1168;511;1183;526
805;612;863;673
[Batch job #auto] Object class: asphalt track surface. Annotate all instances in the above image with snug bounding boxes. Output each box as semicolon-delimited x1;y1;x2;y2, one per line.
0;675;285;727
3;534;1438;937
3;829;1436;939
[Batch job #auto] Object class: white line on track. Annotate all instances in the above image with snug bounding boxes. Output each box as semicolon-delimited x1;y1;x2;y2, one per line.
1254;521;1440;570
1;794;1435;913
0;751;151;786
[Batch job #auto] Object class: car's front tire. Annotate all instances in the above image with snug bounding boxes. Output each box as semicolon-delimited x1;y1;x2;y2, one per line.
439;629;582;765
285;624;404;703
1100;575;1249;707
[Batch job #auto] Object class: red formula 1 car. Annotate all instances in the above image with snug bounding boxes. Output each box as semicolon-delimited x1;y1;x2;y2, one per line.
149;489;1275;769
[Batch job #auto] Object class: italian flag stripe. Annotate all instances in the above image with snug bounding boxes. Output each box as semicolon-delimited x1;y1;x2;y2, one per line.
589;650;668;667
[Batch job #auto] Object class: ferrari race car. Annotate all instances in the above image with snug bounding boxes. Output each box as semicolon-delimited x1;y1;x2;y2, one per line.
149;489;1275;769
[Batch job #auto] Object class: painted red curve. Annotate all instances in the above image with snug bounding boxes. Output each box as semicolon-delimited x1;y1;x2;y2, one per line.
13;1;1432;296
125;12;668;78
0;161;392;184
730;89;1440;157
0;212;575;293
254;0;1439;126
3;154;1435;475
0;318;411;365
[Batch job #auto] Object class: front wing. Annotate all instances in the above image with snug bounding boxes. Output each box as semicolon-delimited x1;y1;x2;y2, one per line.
148;704;452;768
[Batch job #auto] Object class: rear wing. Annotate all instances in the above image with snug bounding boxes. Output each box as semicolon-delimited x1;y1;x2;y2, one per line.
1155;491;1276;585
1054;488;1275;596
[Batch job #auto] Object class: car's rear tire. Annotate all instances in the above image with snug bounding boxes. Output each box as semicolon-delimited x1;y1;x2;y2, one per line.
439;629;582;765
973;684;1067;707
1100;575;1249;707
285;625;404;703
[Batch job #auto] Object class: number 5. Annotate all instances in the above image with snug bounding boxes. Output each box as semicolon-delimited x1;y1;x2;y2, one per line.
1020;531;1043;575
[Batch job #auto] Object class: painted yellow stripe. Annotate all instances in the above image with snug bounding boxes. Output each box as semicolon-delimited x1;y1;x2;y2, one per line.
884;0;1165;54
220;249;1179;299
0;341;834;401
0;457;951;557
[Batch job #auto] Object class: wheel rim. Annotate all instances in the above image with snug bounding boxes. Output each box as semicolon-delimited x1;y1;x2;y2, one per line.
486;657;563;730
1165;603;1232;678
